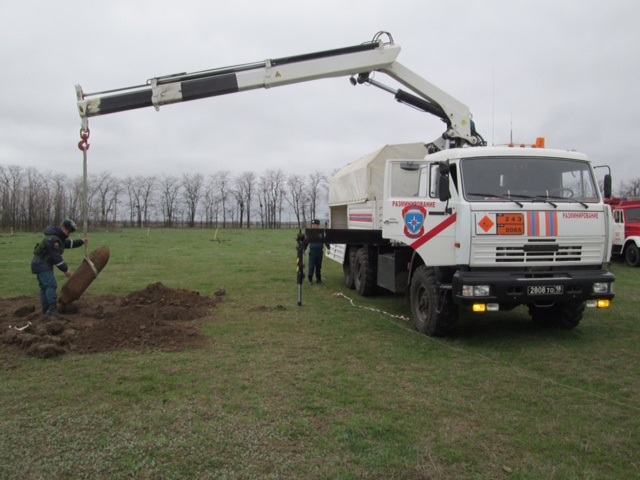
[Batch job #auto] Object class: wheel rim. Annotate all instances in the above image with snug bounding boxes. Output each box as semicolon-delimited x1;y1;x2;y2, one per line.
627;247;638;265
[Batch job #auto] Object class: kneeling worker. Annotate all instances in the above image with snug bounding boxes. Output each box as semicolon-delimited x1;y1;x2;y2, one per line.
31;219;88;318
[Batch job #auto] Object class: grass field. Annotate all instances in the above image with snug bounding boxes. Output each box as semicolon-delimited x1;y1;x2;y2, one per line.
1;228;638;479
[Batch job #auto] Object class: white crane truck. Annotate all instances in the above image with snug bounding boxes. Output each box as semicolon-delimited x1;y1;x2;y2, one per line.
76;32;615;336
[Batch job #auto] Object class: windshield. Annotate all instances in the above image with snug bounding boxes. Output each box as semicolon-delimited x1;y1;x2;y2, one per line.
461;156;599;203
627;208;640;222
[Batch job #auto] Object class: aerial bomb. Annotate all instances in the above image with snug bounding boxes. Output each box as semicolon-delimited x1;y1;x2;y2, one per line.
59;246;110;306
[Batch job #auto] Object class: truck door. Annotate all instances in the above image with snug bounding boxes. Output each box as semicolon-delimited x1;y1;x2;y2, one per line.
613;208;625;253
382;160;457;266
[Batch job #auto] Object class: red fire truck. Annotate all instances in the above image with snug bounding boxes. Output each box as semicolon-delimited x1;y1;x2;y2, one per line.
609;198;640;266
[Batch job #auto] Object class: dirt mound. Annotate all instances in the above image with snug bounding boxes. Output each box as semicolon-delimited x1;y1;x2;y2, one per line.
0;283;222;360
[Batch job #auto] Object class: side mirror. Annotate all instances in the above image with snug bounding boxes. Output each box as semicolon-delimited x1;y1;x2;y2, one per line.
438;174;450;201
438;161;451;201
603;174;612;199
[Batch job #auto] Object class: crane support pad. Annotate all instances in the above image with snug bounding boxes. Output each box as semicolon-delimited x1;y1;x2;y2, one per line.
59;247;110;306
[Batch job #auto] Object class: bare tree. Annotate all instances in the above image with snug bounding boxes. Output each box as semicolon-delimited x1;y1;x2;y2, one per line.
68;175;85;225
159;174;182;227
124;176;138;226
139;176;157;226
619;178;640;198
91;171;122;227
286;174;308;229
24;167;51;230
182;172;204;227
236;171;257;228
231;180;245;228
123;175;157;227
0;166;6;228
50;173;71;227
201;175;220;227
259;169;287;228
212;170;231;228
0;165;25;230
307;170;327;221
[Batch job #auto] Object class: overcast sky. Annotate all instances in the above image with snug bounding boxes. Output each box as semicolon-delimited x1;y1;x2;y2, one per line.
1;0;638;188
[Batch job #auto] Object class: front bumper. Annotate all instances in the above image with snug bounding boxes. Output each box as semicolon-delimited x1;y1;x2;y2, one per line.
452;268;615;306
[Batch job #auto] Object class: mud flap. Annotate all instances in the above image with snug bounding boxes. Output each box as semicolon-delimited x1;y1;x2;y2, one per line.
59;246;110;305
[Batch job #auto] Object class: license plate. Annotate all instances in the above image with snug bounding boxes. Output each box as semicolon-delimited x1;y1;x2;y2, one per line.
527;285;564;295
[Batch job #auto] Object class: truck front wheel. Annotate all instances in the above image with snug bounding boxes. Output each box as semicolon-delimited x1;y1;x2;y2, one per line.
625;243;640;267
410;266;458;337
354;247;377;297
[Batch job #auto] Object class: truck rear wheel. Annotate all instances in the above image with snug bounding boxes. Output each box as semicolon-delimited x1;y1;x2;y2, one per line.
354;247;377;297
625;243;640;267
343;248;356;289
528;301;585;329
410;266;458;337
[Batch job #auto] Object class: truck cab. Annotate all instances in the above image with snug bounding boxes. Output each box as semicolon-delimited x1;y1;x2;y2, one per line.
378;143;614;334
383;145;609;266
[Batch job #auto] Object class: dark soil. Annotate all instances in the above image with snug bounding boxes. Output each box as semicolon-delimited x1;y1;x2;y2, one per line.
0;282;223;359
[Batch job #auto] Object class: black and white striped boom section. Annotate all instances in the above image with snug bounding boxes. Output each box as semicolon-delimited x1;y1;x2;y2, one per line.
75;32;476;146
77;42;391;118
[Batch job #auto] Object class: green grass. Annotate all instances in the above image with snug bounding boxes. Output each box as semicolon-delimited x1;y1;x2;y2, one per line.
1;228;639;479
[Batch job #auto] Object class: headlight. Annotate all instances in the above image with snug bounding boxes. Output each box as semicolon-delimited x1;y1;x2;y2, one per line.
593;283;610;294
462;285;490;297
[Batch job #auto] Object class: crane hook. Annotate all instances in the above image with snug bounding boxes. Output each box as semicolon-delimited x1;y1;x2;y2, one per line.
78;127;90;151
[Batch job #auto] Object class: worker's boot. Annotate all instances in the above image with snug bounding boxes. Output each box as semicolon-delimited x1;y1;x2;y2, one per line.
46;305;63;320
308;276;313;285
316;277;323;284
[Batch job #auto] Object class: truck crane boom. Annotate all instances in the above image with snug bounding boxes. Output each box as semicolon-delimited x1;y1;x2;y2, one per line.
76;32;483;149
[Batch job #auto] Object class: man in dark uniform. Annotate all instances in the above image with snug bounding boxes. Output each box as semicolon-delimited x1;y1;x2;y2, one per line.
31;219;88;318
307;219;329;285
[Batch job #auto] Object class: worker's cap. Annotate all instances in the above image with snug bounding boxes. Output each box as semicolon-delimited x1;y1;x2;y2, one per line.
62;219;77;233
312;219;320;225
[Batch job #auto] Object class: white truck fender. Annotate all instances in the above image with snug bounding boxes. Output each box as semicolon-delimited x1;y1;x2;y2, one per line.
624;236;640;248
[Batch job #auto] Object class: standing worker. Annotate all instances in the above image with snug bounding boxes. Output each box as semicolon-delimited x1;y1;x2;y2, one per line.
31;219;88;318
307;219;329;285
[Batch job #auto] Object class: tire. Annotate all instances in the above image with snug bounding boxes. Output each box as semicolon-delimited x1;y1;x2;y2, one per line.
343;248;356;290
409;266;458;337
528;301;585;329
625;243;640;267
353;247;377;297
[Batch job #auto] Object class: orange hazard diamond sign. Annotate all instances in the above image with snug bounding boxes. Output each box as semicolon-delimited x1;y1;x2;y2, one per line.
478;215;495;233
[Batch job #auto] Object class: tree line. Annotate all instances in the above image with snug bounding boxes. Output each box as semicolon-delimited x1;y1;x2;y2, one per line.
5;163;636;233
616;178;640;199
0;164;329;232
